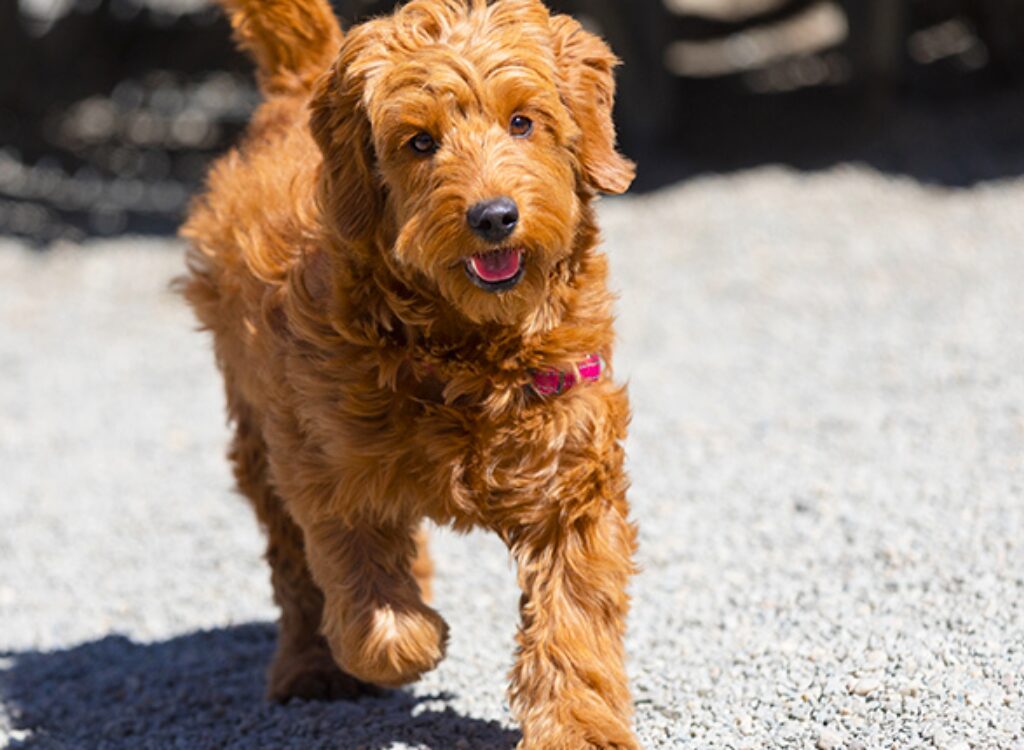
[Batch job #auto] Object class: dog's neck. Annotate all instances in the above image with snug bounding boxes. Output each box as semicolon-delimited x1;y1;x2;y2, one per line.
299;200;615;386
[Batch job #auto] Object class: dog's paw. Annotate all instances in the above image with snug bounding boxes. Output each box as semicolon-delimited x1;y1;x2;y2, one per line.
328;602;449;688
267;644;383;703
516;725;642;750
517;739;642;750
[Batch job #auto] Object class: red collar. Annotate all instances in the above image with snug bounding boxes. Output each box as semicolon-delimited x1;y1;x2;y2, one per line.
530;354;605;397
406;353;605;401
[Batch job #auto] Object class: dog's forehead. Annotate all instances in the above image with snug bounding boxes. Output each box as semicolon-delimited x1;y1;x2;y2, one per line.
364;1;558;106
376;46;556;110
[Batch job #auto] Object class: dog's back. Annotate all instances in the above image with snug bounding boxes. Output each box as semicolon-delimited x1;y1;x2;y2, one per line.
179;0;338;391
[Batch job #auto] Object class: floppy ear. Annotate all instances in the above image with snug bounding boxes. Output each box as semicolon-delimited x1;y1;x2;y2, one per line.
309;29;382;242
550;14;636;195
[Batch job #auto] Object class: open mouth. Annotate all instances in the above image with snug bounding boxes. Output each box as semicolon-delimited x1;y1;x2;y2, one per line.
464;247;525;292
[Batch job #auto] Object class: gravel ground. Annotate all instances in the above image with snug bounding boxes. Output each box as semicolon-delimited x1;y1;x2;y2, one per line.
1;166;1023;749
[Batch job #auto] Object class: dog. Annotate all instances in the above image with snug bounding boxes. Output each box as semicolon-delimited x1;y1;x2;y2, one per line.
180;0;638;747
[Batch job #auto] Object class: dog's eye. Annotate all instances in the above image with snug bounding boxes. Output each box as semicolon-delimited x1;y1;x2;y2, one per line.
410;132;438;155
509;115;533;138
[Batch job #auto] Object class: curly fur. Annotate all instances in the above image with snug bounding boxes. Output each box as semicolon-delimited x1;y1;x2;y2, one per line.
180;0;639;746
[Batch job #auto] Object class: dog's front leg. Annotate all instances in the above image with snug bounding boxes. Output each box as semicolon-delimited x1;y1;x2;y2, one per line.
504;491;639;750
301;519;449;687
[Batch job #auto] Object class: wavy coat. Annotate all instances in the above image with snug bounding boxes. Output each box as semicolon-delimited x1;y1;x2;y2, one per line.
181;1;639;747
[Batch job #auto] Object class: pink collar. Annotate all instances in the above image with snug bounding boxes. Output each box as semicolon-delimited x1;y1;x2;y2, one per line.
531;354;605;397
406;353;605;400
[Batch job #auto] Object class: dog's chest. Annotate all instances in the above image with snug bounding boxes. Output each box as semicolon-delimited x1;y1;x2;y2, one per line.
405;383;627;521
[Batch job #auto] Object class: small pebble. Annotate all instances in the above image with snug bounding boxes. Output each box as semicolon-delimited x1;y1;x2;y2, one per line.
850;677;883;696
816;726;843;750
864;650;888;670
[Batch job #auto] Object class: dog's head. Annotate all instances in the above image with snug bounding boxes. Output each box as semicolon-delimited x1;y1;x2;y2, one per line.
310;0;634;326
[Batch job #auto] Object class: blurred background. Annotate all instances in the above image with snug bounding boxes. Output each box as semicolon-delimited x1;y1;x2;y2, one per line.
2;0;1023;243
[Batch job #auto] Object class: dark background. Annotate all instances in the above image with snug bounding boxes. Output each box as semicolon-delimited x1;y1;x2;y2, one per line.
2;0;1023;243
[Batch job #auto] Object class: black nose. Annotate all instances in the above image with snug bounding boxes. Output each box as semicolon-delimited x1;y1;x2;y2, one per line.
466;197;519;242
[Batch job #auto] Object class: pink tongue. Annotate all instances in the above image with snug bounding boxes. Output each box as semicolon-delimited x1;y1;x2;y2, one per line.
469;249;521;283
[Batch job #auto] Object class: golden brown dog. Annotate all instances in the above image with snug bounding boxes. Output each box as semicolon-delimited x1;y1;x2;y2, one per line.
180;0;638;746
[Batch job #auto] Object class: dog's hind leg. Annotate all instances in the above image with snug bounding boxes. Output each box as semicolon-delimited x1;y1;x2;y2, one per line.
229;402;379;702
410;523;434;604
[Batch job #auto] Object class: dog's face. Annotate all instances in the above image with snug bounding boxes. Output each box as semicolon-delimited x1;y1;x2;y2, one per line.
311;0;634;325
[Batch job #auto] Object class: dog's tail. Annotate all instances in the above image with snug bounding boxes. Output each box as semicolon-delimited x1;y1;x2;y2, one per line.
218;0;342;94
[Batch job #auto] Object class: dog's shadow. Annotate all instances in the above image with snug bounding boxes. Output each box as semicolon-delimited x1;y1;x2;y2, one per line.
0;623;520;749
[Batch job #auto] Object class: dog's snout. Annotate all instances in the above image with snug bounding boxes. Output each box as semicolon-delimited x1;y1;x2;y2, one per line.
466;197;519;242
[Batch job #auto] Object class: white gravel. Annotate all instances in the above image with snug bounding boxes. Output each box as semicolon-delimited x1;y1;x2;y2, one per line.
2;166;1023;749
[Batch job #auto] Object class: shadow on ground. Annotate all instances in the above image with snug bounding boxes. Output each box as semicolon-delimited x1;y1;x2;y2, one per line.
0;624;519;750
